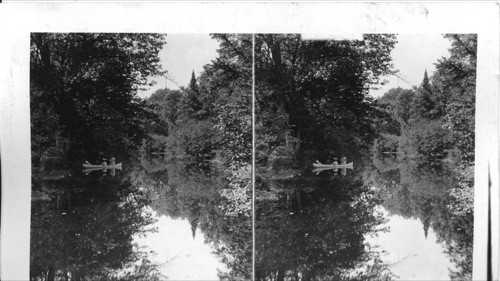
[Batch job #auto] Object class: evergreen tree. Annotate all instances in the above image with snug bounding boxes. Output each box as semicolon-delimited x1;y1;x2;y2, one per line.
189;70;200;94
184;71;203;119
422;69;431;92
410;70;436;121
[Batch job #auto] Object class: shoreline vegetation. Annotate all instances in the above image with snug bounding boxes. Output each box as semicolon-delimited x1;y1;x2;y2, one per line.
255;34;475;280
30;33;252;280
29;32;475;281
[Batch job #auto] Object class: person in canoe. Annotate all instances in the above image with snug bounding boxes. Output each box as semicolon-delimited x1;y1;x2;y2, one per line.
340;157;348;176
109;157;116;176
341;156;347;165
102;158;107;167
332;157;338;166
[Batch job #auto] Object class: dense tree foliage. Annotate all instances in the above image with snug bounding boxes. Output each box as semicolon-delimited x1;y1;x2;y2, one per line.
368;34;476;280
31;33;252;280
255;34;398;281
31;33;165;168
255;34;397;172
140;34;252;279
256;34;475;281
29;33;167;281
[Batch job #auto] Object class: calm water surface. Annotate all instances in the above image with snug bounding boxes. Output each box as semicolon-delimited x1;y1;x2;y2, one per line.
366;207;458;280
134;208;227;280
256;159;472;281
30;160;239;280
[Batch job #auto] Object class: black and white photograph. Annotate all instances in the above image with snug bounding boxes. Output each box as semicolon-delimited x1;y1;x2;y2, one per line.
28;33;252;280
0;2;499;281
254;33;476;280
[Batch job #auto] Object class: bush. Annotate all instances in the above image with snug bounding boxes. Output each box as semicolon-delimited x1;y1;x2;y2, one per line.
268;134;300;170
163;120;218;162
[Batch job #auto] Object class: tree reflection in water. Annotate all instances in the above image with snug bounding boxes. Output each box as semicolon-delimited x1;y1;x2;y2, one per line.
254;33;475;281
31;157;252;280
29;33;253;281
364;157;473;279
134;159;252;280
257;156;473;281
256;173;395;281
30;172;163;281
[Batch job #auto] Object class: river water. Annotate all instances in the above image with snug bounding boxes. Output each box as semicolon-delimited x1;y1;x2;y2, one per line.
255;158;473;281
133;208;227;280
30;155;472;280
30;159;246;280
365;207;457;280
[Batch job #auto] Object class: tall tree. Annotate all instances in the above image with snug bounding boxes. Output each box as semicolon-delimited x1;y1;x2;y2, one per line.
189;70;200;94
255;34;397;161
209;34;253;280
437;34;477;164
410;70;436;121
185;71;203;119
30;33;165;162
422;69;431;91
209;34;252;165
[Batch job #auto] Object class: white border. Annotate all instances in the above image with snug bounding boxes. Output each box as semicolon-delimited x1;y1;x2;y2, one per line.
0;2;498;280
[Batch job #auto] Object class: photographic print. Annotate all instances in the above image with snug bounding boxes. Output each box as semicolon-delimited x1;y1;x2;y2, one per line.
29;33;252;280
1;3;499;280
255;34;476;280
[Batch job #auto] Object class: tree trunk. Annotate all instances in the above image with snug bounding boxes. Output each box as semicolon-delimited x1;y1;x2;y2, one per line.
47;266;55;281
65;190;73;211
276;268;285;281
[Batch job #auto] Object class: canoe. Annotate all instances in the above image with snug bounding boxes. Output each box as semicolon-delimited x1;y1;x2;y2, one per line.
83;162;122;169
82;166;122;172
312;162;353;169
